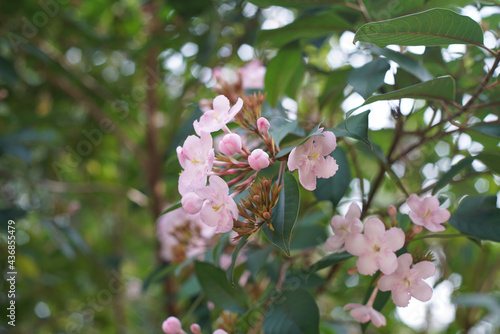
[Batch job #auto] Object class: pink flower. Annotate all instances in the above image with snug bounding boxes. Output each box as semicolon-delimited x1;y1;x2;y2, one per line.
219;133;242;156
343;304;386;327
190;324;202;334
378;253;435;307
181;192;204;214
193;95;243;135
162;316;185;334
345;218;405;275
213;330;229;334
239;60;266;90
177;131;214;195
406;194;450;232
325;203;363;253
287;130;338;191
257;117;270;134
248;149;270;171
196;175;239;233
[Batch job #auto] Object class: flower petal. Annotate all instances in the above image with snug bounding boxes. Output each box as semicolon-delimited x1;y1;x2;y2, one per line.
345;233;367;256
314;130;337;156
357;253;379;276
364;218;386;240
411;261;436;280
384;227;405;251
391;287;411;307
298;162;317;191
346;203;362;221
378;251;398;275
213;95;230;114
313;156;338;179
410;280;433;302
368;308;387;327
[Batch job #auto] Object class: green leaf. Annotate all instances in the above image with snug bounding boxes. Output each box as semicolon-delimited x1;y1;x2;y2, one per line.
449;195;500;242
347;58;390;99
347;76;455;117
471;124;500;139
270;118;299;145
257;10;351;48
249;0;342;8
354;9;484;48
265;45;303;106
0;56;18;86
477;152;500;174
158;201;181;218
264;173;300;256
226;234;250;287
263;289;320;334
313;147;351;207
194;261;248;314
332;110;371;147
369;46;433;82
309;252;352;273
142;263;177;292
433;157;473;194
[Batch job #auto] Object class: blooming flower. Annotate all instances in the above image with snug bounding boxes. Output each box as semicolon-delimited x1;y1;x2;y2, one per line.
162;316;185;334
193;95;243;135
219;133;242;156
196;175;239;233
248;148;270;171
325;203;363;253
378;253;435;307
406;194;450;232
343;304;386;327
177;131;214;195
287;130;338;191
345;218;405;275
238;59;266;90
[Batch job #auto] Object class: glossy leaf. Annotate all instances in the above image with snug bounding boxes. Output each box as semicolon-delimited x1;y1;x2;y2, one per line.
449;196;500;242
313;147;351;207
370;46;433;82
309;252;352;273
471;124;500;139
226;234;250;286
257;10;351;48
347;58;390;99
354;9;484;48
249;0;342;7
332;110;370;147
270;117;299;145
347;76;455;117
433;157;473;194
263;289;320;334
158;201;181;218
194;261;248;314
265;45;303;106
264;173;300;256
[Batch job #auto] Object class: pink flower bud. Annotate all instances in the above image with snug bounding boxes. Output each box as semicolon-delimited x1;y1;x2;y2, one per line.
182;192;204;214
388;205;397;217
248;149;270;171
162;316;182;334
190;324;202;334
219;133;242;156
257;117;270;134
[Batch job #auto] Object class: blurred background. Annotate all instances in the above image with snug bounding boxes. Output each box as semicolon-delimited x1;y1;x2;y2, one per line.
1;0;500;333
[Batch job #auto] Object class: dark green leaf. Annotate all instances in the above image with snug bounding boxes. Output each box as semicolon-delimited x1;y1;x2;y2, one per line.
471;124;500;139
449;195;500;242
347;76;455;117
0;56;18;86
369;46;433;81
226;234;250;286
265;45;303;106
347;58;390;99
264;173;300;256
263;289;320;334
249;0;342;8
476;152;500;174
354;9;484;48
313;147;351;207
194;261;248;314
158;201;181;218
332;110;370;147
270;118;299;145
309;252;352;272
142;263;177;292
257;10;351;48
246;246;272;278
433;157;473;194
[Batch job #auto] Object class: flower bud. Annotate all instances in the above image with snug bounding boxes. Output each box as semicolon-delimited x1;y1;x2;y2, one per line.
219;133;242;156
190;324;202;334
162;316;182;334
248;149;270;171
181;192;204;214
388;205;397;217
257;117;270;134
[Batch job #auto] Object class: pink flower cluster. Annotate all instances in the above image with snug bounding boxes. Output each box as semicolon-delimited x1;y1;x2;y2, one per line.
162;316;228;334
325;195;447;327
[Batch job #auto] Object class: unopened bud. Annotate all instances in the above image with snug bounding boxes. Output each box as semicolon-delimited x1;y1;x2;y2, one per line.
181;192;204;214
257;117;270;134
388;205;397;217
190;324;202;334
347;267;358;275
162;317;182;334
263;212;270;220
248;149;270;171
219;133;242;156
253;195;260;202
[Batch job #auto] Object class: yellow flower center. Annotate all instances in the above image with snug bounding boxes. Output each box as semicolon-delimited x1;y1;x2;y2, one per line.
212;205;222;212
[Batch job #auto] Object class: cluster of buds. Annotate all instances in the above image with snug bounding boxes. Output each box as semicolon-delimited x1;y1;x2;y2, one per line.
176;60;340;238
325;194;450;327
162;316;228;334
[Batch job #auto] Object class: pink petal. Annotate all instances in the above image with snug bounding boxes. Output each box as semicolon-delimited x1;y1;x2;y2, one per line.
325;235;344;253
378;251;398;275
343;303;362;311
287;146;301;171
406;194;423;212
225;196;239;220
368;308;386;327
314;131;337;156
357;253;379;276
378;274;401;292
200;202;220;227
411;261;436;280
213;95;230;113
431;209;450;224
227;97;243;120
411;280;433;302
330;215;345;230
409;211;425;226
423;196;440;211
396;253;413;275
208;175;229;196
391;287;411;307
364;218;386;240
384;227;405;251
298;163;317;191
313;156;338;179
345;232;367;256
215;211;234;233
346;203;362;221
